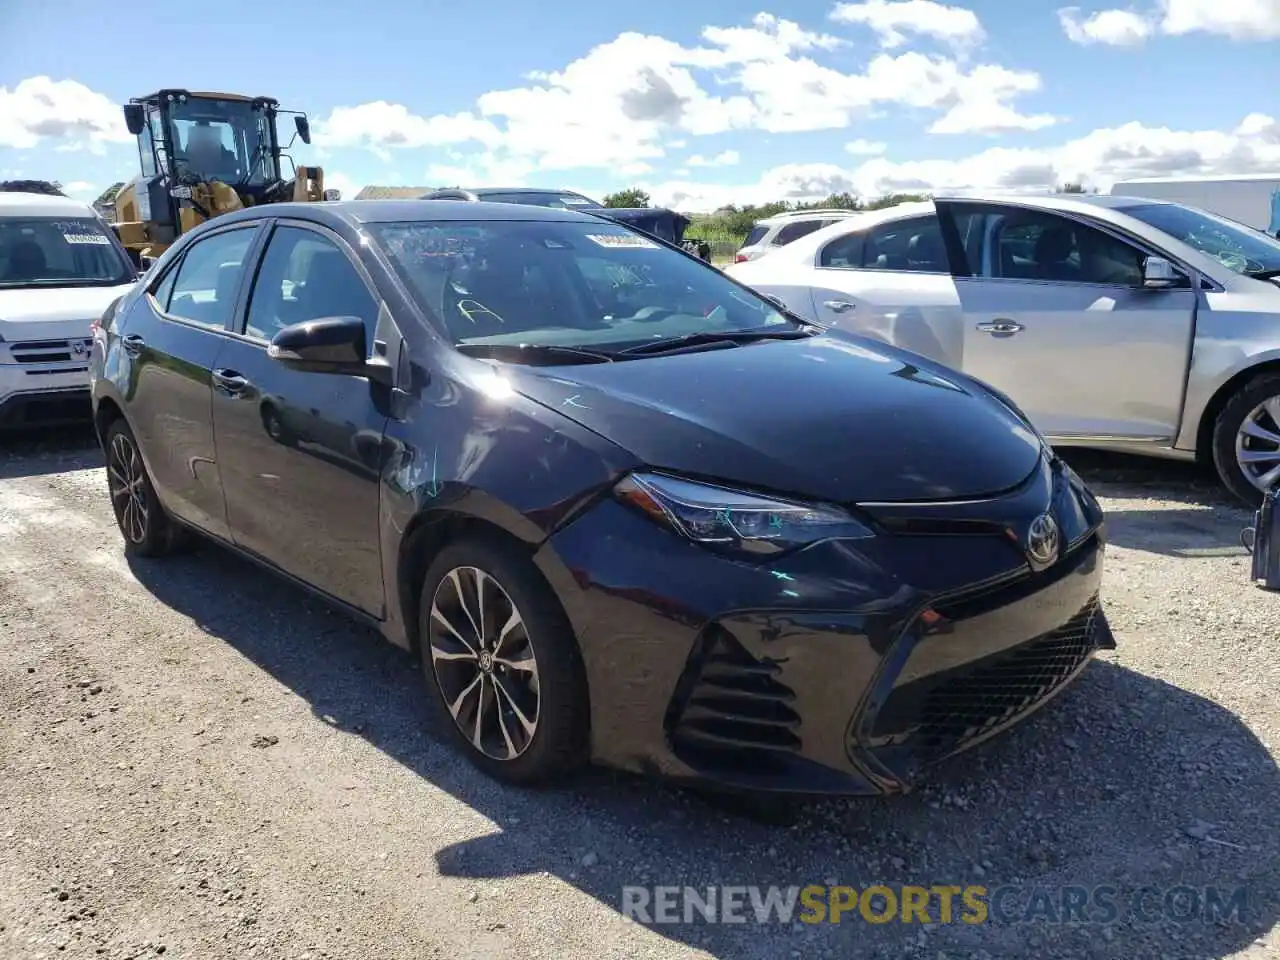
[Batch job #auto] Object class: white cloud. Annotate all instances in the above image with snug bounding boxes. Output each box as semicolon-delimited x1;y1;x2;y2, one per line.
687;150;741;167
1158;0;1280;40
1059;0;1280;44
845;138;888;154
321;171;361;201
0;77;130;152
644;113;1280;211
312;11;1052;171
1057;7;1154;45
63;180;95;196
829;0;986;50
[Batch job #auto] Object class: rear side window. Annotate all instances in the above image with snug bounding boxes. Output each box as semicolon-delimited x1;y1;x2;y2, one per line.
819;230;864;268
742;225;769;247
861;215;948;273
163;228;255;330
771;220;827;246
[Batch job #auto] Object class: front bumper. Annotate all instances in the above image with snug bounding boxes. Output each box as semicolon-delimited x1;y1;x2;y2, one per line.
0;337;93;430
544;455;1111;796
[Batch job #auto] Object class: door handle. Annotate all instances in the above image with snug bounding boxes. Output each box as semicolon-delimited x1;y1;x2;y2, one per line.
823;299;857;313
975;319;1024;336
121;334;145;356
212;368;250;395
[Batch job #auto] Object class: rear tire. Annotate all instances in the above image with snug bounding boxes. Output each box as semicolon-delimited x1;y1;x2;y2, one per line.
417;536;589;786
1211;372;1280;507
103;418;187;557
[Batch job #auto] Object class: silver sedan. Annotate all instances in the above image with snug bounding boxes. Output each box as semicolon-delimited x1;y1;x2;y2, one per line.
726;193;1280;505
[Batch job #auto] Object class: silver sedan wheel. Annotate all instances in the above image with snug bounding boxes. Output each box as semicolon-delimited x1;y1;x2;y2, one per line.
107;432;149;544
427;566;540;761
1235;395;1280;492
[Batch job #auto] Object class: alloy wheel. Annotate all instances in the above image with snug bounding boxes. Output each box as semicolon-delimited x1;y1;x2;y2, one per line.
427;566;541;761
107;432;149;544
1234;395;1280;493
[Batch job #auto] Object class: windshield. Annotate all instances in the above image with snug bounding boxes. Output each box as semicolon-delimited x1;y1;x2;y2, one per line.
167;98;275;187
478;191;604;210
0;217;135;288
1115;201;1280;276
370;219;795;352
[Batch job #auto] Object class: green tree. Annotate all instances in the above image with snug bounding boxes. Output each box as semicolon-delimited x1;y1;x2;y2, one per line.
602;188;651;208
0;179;65;196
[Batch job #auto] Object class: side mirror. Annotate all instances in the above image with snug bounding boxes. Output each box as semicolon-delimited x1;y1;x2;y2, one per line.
323;188;341;201
267;316;391;383
294;115;312;145
1142;255;1179;289
123;104;146;137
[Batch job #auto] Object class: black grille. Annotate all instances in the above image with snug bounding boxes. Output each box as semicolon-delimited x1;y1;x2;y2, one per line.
11;340;76;364
666;624;800;771
866;596;1100;767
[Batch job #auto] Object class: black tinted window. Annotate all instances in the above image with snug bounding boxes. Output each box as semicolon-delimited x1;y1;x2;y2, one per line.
862;215;948;272
244;227;378;343
772;220;826;246
819;230;863;268
165;228;255;330
984;211;1144;285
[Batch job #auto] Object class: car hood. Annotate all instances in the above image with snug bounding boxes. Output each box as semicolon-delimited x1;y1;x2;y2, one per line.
0;283;137;342
501;332;1045;504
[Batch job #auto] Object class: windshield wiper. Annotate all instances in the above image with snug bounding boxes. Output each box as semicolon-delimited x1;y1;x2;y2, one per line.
454;342;616;364
1246;268;1280;280
617;327;818;356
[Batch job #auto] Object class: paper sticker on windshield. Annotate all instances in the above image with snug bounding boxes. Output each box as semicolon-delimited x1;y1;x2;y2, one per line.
586;233;658;249
61;232;110;245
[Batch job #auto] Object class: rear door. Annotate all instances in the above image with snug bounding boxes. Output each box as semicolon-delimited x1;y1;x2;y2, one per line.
804;209;965;367
208;219;389;616
115;222;263;539
936;200;1197;441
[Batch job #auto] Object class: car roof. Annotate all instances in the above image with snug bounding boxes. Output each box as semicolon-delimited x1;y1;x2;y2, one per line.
0;191;98;218
758;209;860;225
432;186;594;197
211;199;611;228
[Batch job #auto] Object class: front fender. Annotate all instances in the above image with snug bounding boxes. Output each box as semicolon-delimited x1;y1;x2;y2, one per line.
1177;345;1280;451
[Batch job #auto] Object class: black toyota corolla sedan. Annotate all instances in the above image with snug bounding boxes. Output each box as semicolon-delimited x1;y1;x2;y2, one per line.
89;199;1112;796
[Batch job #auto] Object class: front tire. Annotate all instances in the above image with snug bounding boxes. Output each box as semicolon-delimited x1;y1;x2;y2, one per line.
104;419;186;557
1211;372;1280;506
417;536;588;786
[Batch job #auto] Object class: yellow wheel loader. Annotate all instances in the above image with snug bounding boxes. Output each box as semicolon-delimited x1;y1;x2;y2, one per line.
112;89;339;267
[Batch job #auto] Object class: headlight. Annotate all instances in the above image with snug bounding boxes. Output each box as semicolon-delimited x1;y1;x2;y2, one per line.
613;472;874;556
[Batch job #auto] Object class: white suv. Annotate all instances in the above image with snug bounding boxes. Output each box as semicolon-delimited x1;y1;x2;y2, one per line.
1;192;139;429
734;209;863;264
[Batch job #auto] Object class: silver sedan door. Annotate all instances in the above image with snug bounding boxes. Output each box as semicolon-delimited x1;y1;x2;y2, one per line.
936;200;1197;442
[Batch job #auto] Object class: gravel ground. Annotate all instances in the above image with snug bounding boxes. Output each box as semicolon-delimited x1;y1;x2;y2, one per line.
0;429;1276;960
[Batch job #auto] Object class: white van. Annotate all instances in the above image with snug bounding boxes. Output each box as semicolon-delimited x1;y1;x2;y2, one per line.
0;191;139;429
1109;174;1280;237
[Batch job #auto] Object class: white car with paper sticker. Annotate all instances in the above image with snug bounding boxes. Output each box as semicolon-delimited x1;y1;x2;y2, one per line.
0;191;140;429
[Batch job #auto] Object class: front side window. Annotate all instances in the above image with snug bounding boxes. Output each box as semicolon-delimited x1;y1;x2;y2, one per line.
164;228;255;330
860;215;949;273
981;210;1145;285
1115;201;1280;277
370;219;793;352
244;226;379;343
0;217;135;288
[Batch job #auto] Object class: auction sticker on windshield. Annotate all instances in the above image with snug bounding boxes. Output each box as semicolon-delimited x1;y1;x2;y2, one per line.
587;234;659;249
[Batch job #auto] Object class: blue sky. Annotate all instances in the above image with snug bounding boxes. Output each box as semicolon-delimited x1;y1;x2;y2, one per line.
1;0;1277;211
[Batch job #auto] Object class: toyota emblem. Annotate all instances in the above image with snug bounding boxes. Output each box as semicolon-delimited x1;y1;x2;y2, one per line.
1026;513;1060;565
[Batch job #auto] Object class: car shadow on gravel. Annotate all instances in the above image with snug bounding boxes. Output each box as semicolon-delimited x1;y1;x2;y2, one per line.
1062;449;1256;560
127;542;1279;960
0;425;101;480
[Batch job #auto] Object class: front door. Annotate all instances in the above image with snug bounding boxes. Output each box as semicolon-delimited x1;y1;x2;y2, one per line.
937;201;1197;441
209;220;389;616
118;222;262;539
